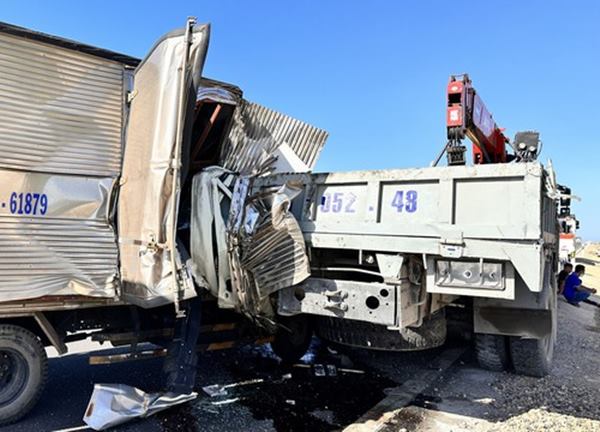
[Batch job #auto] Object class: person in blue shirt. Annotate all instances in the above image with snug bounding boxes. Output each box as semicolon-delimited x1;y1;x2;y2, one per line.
557;262;573;295
563;264;597;306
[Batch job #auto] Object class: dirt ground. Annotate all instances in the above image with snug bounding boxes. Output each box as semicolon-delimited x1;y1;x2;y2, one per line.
578;243;600;290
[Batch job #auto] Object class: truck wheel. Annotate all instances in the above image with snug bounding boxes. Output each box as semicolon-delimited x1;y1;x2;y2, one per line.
510;275;557;377
509;310;556;377
475;334;509;371
316;311;446;351
271;315;313;363
509;334;553;377
0;325;48;426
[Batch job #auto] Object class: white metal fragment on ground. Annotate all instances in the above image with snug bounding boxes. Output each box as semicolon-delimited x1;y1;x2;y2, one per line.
473;397;495;405
202;378;265;397
83;384;197;430
211;397;242;406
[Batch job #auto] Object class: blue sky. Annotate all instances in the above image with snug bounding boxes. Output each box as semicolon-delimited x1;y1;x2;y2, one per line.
3;1;600;239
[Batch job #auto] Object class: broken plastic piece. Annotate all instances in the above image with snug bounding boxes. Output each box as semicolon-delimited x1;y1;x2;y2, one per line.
83;384;196;430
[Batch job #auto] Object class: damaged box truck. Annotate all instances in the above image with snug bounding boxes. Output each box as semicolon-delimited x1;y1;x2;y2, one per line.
0;19;560;426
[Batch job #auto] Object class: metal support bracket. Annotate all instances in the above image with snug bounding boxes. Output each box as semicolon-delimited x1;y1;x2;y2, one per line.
34;312;67;355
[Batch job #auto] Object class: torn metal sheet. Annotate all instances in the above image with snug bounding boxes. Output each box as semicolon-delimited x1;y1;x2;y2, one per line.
189;167;237;308
220;100;328;176
83;384;196;430
118;23;209;308
237;182;311;298
227;179;311;318
197;77;243;105
191;170;310;318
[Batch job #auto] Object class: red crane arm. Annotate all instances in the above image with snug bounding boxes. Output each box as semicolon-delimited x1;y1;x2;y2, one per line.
446;74;509;164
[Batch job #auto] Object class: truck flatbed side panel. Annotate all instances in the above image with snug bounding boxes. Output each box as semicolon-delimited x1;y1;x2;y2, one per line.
257;163;544;241
0;30;127;302
254;162;554;293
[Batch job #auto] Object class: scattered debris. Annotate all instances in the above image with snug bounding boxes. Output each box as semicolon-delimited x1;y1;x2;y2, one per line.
293;363;365;376
473;397;495;405
314;364;327;376
211;397;242;406
202;378;264;397
83;384;196;430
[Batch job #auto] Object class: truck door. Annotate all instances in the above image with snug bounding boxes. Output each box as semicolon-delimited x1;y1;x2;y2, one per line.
118;21;209;307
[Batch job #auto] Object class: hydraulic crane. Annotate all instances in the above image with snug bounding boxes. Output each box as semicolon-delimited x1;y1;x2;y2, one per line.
445;74;509;165
432;74;540;166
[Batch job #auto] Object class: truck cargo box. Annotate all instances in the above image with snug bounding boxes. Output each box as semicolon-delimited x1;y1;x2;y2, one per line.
0;22;136;301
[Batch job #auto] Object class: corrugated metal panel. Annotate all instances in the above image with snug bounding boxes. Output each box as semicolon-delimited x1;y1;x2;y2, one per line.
0;31;125;177
225;180;310;317
240;206;310;298
221;100;328;175
0;217;118;301
0;29;124;302
0;171;119;301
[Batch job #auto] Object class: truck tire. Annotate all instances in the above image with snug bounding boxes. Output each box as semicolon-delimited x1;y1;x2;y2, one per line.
475;334;509;371
271;315;313;363
0;324;48;426
509;272;557;377
316;312;446;351
509;335;553;377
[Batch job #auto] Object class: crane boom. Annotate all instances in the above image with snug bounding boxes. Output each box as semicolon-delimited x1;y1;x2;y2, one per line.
445;74;509;165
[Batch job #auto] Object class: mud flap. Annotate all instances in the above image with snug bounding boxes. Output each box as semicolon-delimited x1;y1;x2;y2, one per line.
163;297;202;394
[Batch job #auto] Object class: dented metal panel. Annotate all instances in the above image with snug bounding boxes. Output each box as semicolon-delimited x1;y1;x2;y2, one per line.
0;31;125;177
118;24;210;307
0;28;128;301
190;170;311;318
234;181;310;299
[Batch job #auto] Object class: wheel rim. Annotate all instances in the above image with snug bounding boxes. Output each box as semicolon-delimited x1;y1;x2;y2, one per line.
0;349;29;406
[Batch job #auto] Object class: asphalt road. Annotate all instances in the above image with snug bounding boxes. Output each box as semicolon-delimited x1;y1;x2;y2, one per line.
2;338;422;432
